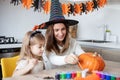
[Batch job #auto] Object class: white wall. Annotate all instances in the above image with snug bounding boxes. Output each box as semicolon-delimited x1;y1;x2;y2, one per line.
0;0;49;42
65;8;105;40
0;0;120;43
103;4;120;43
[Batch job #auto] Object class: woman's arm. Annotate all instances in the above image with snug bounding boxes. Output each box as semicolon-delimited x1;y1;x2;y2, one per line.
48;52;79;66
48;53;67;66
48;39;85;66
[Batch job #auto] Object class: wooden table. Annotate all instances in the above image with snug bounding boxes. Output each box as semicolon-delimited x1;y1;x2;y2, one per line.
2;60;120;80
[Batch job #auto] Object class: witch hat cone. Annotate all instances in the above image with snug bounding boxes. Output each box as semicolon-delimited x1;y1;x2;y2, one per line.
43;0;79;29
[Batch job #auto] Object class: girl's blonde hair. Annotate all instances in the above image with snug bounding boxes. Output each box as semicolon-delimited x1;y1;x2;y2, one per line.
19;31;45;60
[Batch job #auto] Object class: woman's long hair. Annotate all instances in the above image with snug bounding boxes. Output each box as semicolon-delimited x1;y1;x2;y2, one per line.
45;23;70;55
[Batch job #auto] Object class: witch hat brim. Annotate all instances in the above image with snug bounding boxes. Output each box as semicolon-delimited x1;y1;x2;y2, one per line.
41;0;79;29
45;19;79;26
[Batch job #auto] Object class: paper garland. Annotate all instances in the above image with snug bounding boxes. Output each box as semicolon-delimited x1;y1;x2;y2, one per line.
10;0;107;16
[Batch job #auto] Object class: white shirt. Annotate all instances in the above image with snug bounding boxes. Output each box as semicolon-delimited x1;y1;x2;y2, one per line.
45;38;85;69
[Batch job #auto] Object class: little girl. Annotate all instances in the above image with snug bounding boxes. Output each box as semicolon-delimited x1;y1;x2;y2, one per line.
12;31;51;76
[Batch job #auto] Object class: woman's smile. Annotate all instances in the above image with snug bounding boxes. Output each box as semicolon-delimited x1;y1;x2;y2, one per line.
53;23;66;42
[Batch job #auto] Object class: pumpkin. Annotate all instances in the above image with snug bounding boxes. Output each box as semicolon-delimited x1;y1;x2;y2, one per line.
74;73;100;80
78;52;105;73
85;73;100;80
74;77;84;80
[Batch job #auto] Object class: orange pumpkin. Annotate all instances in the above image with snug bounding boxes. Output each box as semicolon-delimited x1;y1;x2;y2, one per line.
74;77;84;80
85;73;100;80
78;52;105;73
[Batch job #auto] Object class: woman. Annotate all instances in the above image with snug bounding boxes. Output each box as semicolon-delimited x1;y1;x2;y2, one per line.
38;0;85;69
45;22;85;68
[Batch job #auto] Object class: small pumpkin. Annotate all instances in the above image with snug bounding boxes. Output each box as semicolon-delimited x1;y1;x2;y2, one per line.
74;77;84;80
78;52;105;73
85;73;100;80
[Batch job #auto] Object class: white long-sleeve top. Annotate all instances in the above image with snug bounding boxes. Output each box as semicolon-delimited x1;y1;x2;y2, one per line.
45;38;85;69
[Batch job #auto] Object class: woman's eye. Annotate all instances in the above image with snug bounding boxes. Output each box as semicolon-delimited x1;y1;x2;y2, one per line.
55;29;59;32
62;28;66;31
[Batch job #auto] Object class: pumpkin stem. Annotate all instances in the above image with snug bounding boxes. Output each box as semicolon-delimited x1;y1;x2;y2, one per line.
93;52;101;57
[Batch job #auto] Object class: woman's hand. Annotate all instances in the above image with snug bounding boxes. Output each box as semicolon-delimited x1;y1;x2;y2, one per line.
65;54;79;64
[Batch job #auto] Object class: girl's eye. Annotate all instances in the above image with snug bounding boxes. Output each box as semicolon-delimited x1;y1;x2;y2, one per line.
39;45;44;48
39;46;42;48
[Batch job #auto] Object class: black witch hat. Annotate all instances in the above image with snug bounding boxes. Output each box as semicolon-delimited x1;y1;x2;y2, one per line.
42;0;79;29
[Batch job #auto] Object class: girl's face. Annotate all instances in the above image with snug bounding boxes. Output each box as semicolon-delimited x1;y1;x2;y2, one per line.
53;23;66;42
30;41;45;57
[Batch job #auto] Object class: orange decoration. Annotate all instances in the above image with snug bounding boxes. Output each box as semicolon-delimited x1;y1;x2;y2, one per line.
12;0;107;15
32;25;39;31
43;0;51;14
97;0;107;8
74;3;81;14
32;23;46;30
86;1;94;12
78;52;105;73
22;0;33;9
39;23;46;29
62;3;69;15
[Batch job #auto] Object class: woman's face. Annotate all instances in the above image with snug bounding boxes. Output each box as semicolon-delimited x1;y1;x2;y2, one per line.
53;23;66;42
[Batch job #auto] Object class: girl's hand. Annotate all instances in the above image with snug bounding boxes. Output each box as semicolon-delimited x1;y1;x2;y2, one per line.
28;59;38;70
65;54;79;64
